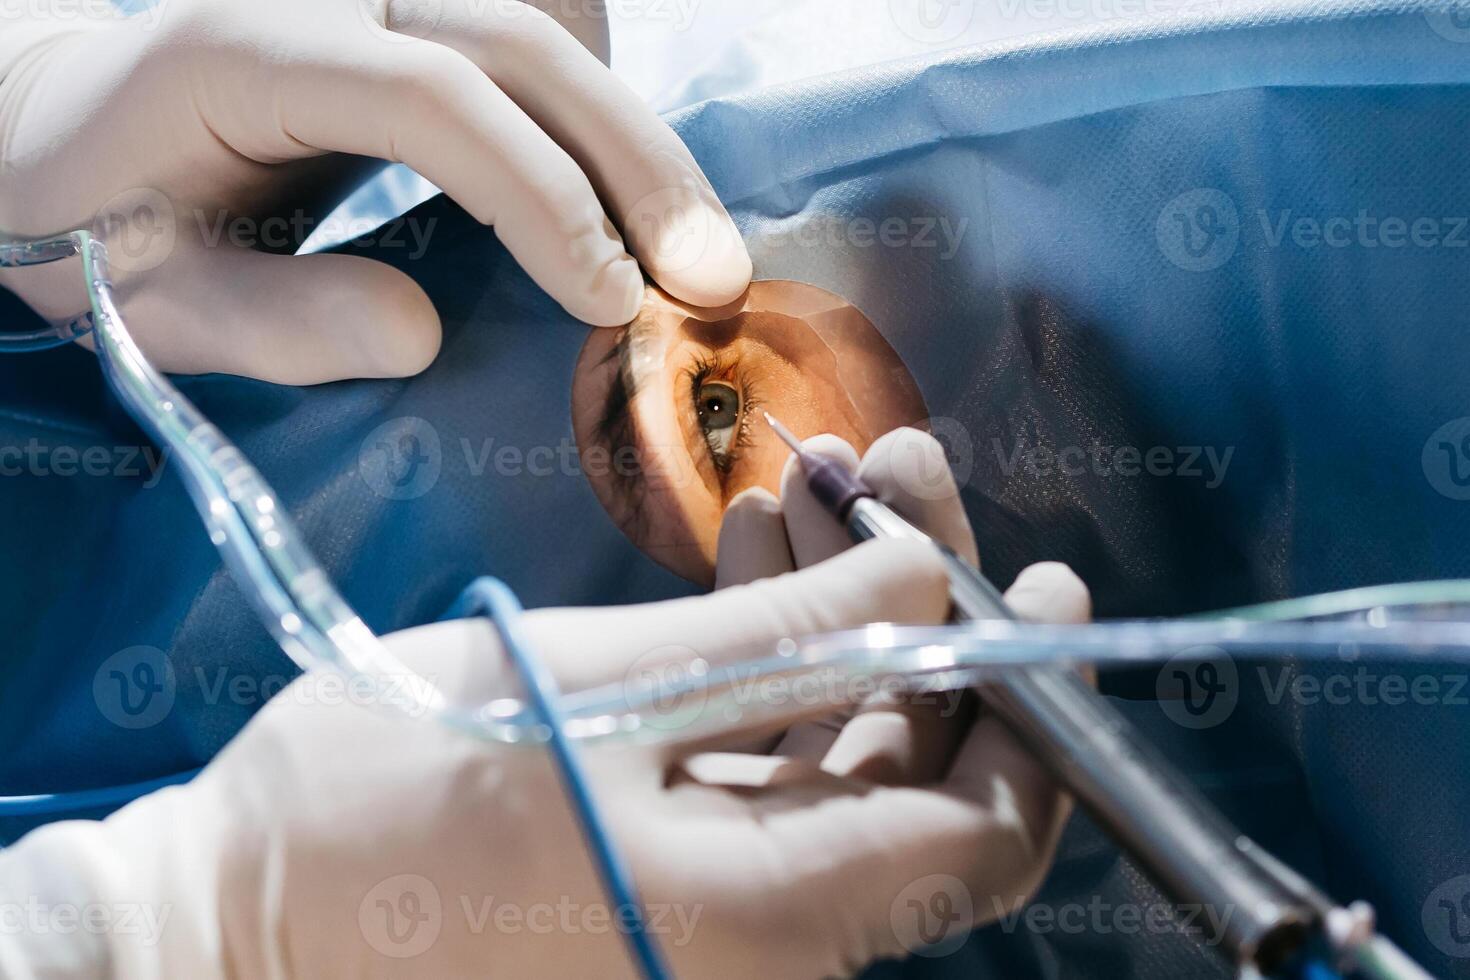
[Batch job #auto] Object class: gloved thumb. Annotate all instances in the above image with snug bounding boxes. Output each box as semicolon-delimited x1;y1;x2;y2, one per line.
101;242;442;384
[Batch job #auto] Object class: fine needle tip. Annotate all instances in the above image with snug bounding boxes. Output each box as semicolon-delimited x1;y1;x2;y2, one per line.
764;412;803;453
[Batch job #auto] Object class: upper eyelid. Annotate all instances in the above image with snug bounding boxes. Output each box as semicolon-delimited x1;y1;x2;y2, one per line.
686;348;732;384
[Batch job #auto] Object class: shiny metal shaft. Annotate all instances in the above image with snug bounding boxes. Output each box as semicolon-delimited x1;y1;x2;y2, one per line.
846;496;1316;971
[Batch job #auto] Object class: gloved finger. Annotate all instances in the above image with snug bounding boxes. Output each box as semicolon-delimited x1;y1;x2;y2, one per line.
829;558;1093;787
651;765;1069;974
818;560;1089;785
776;428;977;566
709;486;801;753
814;689;975;787
808;427;978;779
776;429;977;769
713;487;794;589
935;563;1094;909
274;36;643;326
516;0;610;65
1001;561;1093;628
777;434;862;568
761;435;866;760
95;243;441;383
857;426;979;565
692;571;1088;961
393;0;752;307
371;540;947;726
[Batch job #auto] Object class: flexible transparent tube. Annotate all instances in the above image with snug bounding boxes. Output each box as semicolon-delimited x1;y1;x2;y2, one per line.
0;236;81;267
545;609;1470;746
0;235;96;352
68;231;473;730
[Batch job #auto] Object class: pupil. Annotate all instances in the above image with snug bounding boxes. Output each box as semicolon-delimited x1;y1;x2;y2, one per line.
697;383;739;430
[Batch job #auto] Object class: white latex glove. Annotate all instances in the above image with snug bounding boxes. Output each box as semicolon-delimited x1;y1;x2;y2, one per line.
0;0;751;383
715;427;1091;858
0;536;1089;979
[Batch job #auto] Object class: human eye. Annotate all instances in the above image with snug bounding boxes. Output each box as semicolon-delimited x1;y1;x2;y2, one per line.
687;352;757;474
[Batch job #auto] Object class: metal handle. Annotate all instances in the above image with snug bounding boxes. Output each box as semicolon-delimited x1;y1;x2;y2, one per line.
846;496;1315;971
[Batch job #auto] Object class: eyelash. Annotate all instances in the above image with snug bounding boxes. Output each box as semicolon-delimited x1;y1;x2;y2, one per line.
686;352;758;475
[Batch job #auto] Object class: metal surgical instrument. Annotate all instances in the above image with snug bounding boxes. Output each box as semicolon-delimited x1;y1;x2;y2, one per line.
763;411;1432;980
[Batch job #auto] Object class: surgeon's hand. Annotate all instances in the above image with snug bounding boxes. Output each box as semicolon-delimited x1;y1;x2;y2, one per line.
0;537;1089;980
716;425;1091;822
0;0;750;383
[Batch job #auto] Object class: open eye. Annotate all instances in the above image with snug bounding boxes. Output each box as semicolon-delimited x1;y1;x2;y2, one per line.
696;381;741;465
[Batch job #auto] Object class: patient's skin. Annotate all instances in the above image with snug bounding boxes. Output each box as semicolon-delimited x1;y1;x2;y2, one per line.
572;279;927;583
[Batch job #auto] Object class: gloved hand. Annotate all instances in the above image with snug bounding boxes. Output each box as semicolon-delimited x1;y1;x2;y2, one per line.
715;427;1091;873
0;534;1089;979
0;0;750;383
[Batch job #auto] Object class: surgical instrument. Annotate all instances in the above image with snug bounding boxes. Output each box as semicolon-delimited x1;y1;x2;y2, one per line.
764;412;1431;980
